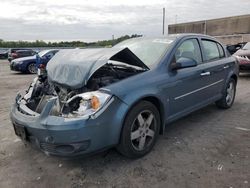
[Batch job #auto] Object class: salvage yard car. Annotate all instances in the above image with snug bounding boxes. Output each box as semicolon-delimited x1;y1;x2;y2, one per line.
10;49;59;74
234;42;250;72
10;34;238;158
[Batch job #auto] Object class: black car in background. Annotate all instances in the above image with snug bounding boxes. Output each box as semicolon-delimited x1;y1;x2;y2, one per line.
0;50;8;59
8;49;36;62
10;49;59;74
226;42;246;55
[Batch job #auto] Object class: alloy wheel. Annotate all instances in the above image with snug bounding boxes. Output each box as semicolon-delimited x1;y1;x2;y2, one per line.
130;110;156;151
28;63;36;74
226;81;235;106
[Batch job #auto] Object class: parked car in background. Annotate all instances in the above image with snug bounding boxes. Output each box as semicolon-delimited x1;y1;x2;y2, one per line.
10;34;238;158
8;48;36;62
233;42;250;72
227;42;246;55
10;49;58;74
0;50;8;59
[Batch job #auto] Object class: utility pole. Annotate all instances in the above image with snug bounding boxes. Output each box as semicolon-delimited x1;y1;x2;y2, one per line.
162;8;165;35
112;35;115;46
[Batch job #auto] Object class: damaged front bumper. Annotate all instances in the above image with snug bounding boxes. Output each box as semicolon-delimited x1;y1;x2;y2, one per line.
10;94;128;157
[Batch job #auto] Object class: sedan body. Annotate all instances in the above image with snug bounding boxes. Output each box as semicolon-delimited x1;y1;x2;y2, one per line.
10;34;238;158
10;49;58;74
10;55;37;73
234;42;250;72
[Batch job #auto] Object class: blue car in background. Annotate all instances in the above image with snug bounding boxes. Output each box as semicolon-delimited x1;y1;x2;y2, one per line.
10;49;59;74
10;34;238;158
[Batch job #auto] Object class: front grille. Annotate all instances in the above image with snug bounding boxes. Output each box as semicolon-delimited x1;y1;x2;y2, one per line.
240;55;250;60
40;140;90;155
40;142;58;153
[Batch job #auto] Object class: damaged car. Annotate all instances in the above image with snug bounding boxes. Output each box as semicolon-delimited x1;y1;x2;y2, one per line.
233;42;250;72
10;34;238;158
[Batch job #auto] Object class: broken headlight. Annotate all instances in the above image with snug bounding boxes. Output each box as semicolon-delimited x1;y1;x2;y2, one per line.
63;91;112;118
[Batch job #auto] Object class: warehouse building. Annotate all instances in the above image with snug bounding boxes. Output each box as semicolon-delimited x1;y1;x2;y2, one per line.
168;14;250;45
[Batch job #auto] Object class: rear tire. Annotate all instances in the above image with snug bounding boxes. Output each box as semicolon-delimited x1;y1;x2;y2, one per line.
216;78;236;109
117;101;160;158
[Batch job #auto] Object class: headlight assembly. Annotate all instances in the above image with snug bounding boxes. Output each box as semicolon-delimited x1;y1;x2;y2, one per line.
63;91;112;118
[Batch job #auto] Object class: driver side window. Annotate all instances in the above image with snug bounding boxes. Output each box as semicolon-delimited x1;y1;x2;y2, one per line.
175;39;202;64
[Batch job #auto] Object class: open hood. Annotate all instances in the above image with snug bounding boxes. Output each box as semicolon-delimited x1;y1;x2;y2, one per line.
47;48;148;89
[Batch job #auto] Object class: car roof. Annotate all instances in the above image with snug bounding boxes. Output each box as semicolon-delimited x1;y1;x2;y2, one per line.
41;49;59;53
170;33;219;40
118;33;218;43
15;49;34;52
10;48;31;50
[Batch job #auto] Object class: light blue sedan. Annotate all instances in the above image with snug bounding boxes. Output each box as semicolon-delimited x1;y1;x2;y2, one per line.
10;34;238;158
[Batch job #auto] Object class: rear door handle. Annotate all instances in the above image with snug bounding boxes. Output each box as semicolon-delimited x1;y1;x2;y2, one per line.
200;72;211;76
224;65;229;69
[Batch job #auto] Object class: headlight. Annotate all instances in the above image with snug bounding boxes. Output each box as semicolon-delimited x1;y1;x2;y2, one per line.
64;91;112;118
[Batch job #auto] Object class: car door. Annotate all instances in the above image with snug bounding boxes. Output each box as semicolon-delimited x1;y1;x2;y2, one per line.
199;39;231;97
166;38;216;120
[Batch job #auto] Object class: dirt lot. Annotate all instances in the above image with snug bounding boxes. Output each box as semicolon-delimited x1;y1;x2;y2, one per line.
0;59;249;188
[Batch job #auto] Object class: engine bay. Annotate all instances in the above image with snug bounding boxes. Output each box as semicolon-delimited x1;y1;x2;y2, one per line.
20;63;145;116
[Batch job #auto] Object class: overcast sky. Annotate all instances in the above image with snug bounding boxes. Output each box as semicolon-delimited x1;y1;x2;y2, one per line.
0;0;249;41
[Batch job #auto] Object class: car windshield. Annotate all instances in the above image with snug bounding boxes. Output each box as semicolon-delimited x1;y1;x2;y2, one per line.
243;42;250;50
38;50;50;57
114;38;174;67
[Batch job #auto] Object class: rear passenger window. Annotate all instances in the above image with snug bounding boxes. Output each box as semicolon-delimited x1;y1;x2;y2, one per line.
202;40;221;61
217;43;225;58
175;39;202;63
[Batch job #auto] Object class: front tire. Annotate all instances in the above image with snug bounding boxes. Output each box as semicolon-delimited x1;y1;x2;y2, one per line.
216;78;236;109
117;101;160;158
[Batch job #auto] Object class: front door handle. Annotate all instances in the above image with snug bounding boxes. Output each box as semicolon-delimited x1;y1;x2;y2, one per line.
200;72;211;76
224;65;229;69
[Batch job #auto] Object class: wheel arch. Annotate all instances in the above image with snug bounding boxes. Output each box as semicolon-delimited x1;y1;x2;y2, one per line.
231;74;238;84
121;95;166;136
26;61;36;73
222;71;238;93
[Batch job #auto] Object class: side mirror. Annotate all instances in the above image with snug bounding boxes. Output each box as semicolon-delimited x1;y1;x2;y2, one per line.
171;57;197;70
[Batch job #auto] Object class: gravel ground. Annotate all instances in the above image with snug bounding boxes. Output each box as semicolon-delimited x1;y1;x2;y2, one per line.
0;59;249;188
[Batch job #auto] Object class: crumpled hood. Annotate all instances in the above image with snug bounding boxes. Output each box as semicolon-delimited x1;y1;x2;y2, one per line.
47;48;148;89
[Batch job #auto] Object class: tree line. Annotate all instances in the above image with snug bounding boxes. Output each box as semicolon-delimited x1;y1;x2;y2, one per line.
0;34;142;48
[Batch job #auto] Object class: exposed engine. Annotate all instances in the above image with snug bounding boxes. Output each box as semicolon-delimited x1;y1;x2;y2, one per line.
21;63;145;116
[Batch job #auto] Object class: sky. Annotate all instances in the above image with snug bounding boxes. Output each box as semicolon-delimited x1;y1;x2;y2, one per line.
0;0;249;42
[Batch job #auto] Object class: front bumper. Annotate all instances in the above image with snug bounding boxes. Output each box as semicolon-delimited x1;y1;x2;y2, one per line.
10;62;25;72
10;95;128;157
10;63;18;71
